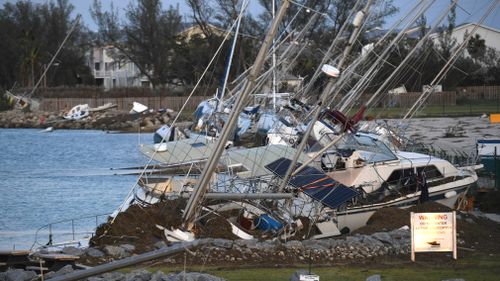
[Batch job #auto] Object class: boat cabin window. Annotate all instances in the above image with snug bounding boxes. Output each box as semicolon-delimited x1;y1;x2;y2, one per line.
334;134;398;163
386;168;415;186
416;165;443;179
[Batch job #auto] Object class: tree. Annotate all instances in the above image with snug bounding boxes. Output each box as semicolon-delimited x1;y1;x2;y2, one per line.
91;0;183;88
467;33;486;62
185;0;260;84
0;0;91;90
437;1;456;60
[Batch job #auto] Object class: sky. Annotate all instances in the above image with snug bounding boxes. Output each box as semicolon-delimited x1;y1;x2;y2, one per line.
1;0;500;32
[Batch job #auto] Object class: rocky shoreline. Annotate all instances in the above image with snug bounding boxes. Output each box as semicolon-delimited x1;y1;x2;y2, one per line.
2;200;499;281
1;229;412;281
0;108;189;132
82;228;413;265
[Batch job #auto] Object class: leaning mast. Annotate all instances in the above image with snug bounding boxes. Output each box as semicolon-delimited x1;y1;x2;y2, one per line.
182;0;291;229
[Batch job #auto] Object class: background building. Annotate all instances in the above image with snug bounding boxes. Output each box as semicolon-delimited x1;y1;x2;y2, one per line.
430;23;500;51
88;46;151;90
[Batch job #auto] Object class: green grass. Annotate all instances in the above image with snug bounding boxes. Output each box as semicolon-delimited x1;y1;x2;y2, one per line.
126;254;500;281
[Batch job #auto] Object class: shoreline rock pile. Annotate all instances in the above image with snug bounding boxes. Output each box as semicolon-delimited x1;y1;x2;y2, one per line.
79;200;500;266
0;108;188;132
171;229;412;265
75;228;413;267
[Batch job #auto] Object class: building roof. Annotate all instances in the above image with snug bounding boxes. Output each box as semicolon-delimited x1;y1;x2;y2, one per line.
453;22;500;34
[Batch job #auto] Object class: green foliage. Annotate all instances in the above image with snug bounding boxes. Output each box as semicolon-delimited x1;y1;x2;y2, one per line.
91;0;184;88
467;33;486;62
0;0;91;89
0;95;13;111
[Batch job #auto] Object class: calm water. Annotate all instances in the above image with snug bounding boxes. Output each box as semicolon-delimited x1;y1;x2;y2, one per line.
0;129;150;249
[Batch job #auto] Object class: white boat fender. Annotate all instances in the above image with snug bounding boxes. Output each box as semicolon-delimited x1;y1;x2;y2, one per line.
444;190;457;198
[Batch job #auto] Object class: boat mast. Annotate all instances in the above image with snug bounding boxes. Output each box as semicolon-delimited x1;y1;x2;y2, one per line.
217;0;249;112
337;0;430;112
25;15;81;99
293;0;462;174
278;0;374;192
298;0;364;99
182;0;291;229
272;0;277;111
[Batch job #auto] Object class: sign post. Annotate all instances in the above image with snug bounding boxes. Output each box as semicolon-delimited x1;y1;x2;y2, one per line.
411;211;457;261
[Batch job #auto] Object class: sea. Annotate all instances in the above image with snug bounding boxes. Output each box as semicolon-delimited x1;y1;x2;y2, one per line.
0;128;151;250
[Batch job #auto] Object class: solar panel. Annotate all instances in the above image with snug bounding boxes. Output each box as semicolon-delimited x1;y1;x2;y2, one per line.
265;158;359;209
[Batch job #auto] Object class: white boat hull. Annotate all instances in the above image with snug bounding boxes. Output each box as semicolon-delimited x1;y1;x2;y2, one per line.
334;183;470;233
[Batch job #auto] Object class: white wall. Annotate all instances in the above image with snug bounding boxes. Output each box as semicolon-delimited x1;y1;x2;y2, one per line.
452;24;500;50
90;47;151;90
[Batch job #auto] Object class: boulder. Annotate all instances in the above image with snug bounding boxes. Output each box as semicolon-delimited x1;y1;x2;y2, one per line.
154;241;168;249
43;272;55;280
233;239;258;249
211;239;233;249
123;270;151;281
52;264;74;278
85;247;105;258
62;246;84;256
149;271;169;281
361;235;385;248
104;245;130;258
120;244;136;253
169;272;225;281
2;269;36;281
285;240;303;251
100;271;125;281
372;232;394;246
86;277;105;281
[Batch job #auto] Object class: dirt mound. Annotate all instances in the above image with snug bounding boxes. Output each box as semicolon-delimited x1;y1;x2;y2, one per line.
194;211;239;240
90;199;186;252
354;202;452;235
353;201;500;253
354;207;410;235
90;199;239;253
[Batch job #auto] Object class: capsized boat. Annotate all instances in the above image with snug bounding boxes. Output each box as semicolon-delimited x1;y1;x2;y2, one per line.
265;132;480;237
39;127;54;133
64;104;89;120
130;102;148;114
132;127;479;239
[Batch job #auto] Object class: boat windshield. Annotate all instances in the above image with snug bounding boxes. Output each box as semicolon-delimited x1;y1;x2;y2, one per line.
323;133;397;163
